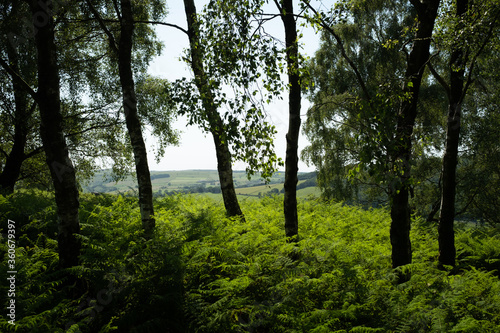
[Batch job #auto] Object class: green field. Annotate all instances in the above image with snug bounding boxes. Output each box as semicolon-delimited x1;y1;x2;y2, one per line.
83;169;319;198
235;180;320;198
198;185;321;202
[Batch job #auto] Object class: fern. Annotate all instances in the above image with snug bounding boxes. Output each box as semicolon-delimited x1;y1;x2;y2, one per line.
2;192;500;332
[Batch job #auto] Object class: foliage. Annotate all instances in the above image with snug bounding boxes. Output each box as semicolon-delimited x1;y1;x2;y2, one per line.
301;0;423;201
135;74;180;163
1;192;500;332
0;0;180;192
302;0;500;226
172;0;285;180
0;0;46;190
73;0;179;181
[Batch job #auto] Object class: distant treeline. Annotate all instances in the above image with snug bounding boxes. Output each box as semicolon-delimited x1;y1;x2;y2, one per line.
297;172;317;181
155;186;221;197
150;174;170;180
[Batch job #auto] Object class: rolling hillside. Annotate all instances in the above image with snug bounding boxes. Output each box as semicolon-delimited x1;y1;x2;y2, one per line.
82;169;320;199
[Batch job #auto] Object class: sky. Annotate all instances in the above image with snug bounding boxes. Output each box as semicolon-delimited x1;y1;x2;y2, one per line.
145;1;322;172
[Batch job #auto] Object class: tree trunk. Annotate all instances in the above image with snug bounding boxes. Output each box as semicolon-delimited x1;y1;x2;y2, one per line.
0;115;28;195
278;0;301;239
0;3;32;195
390;186;412;268
119;0;155;236
438;0;468;268
29;0;80;268
0;96;29;195
183;0;244;219
212;125;244;218
426;197;441;223
390;0;441;269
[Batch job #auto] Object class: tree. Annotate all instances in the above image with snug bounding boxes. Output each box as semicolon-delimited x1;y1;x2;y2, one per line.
84;0;172;236
460;88;500;225
178;0;284;219
182;0;244;218
435;0;469;268
0;0;136;194
28;0;81;268
303;1;500;272
0;1;42;194
429;0;500;267
388;0;441;269
303;0;441;269
302;0;418;203
274;0;302;239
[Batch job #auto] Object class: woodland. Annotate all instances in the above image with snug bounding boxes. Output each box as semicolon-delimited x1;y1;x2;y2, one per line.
1;0;500;332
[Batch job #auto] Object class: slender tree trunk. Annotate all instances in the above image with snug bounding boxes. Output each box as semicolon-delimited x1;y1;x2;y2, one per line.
390;186;412;268
212;124;244;218
118;0;155;236
390;0;440;269
278;0;301;239
29;0;80;268
0;3;31;195
183;0;244;219
426;197;441;223
0;119;28;194
0;94;29;194
438;0;468;268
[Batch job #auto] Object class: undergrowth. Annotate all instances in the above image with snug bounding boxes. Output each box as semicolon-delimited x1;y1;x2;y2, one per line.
1;191;499;332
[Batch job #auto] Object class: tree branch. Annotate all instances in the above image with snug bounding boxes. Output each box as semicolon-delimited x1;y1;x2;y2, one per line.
133;20;188;35
427;60;451;99
272;0;283;14
24;146;44;159
64;122;122;138
0;57;38;101
85;0;119;54
455;187;479;217
461;9;500;103
112;0;122;22
65;16;188;35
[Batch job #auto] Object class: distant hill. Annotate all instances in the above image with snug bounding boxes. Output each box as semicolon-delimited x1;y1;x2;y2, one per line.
82;169;319;198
